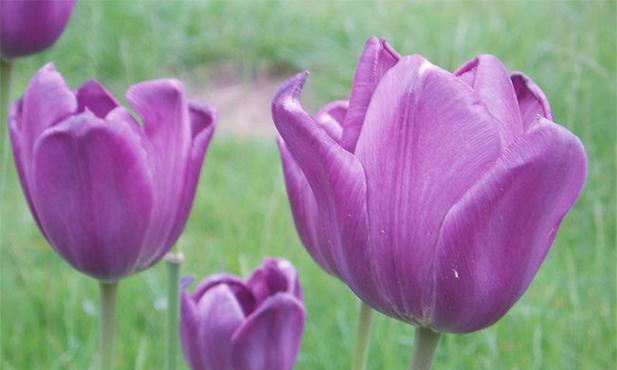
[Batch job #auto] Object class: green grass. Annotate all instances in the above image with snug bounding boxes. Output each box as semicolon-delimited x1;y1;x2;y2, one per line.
1;1;615;369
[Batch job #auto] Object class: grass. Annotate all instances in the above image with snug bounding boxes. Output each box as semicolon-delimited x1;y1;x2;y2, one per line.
1;0;615;369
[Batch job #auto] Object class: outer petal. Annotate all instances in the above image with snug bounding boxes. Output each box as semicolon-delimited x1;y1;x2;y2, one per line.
277;100;347;275
511;72;553;129
0;0;77;58
272;73;386;309
181;284;246;370
11;64;76;178
231;294;305;370
165;101;216;249
30;113;153;281
354;56;501;323
76;80;120;118
126;79;192;267
278;140;337;274
455;55;523;146
248;258;302;306
431;118;587;333
340;36;400;151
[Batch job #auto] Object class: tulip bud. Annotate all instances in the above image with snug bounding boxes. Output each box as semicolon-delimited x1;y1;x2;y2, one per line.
181;258;305;370
0;0;77;59
272;36;587;333
9;64;216;281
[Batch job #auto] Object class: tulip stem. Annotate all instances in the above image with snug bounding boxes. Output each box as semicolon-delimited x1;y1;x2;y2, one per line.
99;281;118;370
165;252;184;370
409;327;441;370
351;301;374;370
0;58;13;209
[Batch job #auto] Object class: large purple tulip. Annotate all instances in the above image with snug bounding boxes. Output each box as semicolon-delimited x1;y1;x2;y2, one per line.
9;64;216;281
272;37;587;333
0;0;77;59
181;258;305;370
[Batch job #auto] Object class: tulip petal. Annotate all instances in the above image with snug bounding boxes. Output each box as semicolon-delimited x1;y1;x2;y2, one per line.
511;72;553;129
0;0;77;58
76;80;120;118
431;118;587;332
166;101;216;248
248;258;302;306
10;64;76;179
455;55;523;146
9;100;43;229
277;100;347;275
314;100;348;142
30;113;153;281
278;139;338;274
182;284;246;370
273;73;386;307
231;294;305;370
354;56;501;322
341;36;400;151
193;274;256;316
126;79;192;266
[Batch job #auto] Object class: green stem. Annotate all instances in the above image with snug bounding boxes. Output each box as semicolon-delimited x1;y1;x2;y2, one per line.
165;252;184;370
409;327;441;370
351;301;374;370
99;281;118;370
0;58;14;209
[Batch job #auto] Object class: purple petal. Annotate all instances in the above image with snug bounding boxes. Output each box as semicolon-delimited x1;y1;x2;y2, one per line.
30;113;153;281
231;294;305;370
247;258;302;306
278;140;338;275
126;79;193;267
193;274;256;316
11;64;76;183
340;36;400;151
511;72;553;129
455;55;523;146
181;284;245;370
0;0;77;58
314;100;348;142
354;55;501;322
431;118;587;332
272;73;382;305
75;80;120;118
165;101;216;249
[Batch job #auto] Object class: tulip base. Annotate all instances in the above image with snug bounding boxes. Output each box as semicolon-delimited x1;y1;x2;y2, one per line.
351;301;374;370
165;252;184;370
99;281;118;370
409;327;441;370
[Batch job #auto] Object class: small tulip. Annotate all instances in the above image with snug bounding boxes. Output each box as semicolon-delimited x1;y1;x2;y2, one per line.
0;0;77;59
9;64;216;281
181;258;305;370
272;36;587;333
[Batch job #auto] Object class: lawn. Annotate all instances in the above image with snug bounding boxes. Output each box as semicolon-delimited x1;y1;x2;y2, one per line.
1;1;615;369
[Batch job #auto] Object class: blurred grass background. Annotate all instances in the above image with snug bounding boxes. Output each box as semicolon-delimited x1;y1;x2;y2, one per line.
1;0;615;369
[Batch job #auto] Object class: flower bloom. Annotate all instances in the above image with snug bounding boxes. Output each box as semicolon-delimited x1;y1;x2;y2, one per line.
0;0;77;59
10;64;216;281
272;37;587;333
181;258;305;370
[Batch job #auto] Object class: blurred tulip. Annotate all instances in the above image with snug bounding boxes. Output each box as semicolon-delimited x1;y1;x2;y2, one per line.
9;64;216;281
0;0;77;59
181;258;305;370
272;36;587;333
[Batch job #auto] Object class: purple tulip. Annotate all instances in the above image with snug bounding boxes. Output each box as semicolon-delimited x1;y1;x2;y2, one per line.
181;258;305;370
272;37;587;333
9;64;216;281
0;0;77;59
